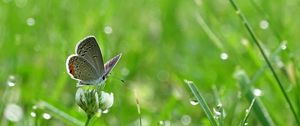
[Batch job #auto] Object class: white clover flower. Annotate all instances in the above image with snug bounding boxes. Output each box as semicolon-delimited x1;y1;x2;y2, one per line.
75;88;99;117
99;91;114;111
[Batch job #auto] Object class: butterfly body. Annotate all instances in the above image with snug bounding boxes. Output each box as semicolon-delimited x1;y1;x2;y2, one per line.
66;36;121;85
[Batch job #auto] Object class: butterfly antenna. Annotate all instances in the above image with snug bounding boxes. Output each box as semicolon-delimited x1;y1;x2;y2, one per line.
134;89;142;126
108;73;126;85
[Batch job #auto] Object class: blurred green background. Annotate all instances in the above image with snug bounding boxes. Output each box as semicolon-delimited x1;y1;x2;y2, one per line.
1;0;300;125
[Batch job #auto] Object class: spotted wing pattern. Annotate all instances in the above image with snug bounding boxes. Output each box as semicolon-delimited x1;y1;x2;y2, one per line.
76;36;105;75
67;55;100;83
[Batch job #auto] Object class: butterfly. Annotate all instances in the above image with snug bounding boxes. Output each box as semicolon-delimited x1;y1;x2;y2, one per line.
66;36;121;85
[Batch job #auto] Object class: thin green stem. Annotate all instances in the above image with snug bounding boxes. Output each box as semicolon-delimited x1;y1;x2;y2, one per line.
195;14;225;51
229;0;300;125
212;86;224;126
85;115;92;126
38;101;84;125
185;80;218;126
239;98;256;126
35;112;38;126
134;89;142;126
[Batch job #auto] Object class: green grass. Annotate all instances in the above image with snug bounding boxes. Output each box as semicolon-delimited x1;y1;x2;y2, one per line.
1;0;300;125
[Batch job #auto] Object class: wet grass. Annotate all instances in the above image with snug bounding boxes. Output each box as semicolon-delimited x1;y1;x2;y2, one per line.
1;0;300;125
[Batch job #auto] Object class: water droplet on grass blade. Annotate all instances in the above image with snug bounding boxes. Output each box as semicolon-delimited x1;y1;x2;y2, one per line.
213;108;221;118
26;18;35;26
259;20;269;29
7;81;15;87
253;88;262;97
280;41;287;50
7;75;16;87
30;112;36;117
245;109;250;113
184;80;193;84
190;99;199;106
42;113;51;120
220;52;228;60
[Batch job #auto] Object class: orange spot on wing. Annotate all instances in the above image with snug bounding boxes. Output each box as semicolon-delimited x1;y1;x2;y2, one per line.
69;63;75;76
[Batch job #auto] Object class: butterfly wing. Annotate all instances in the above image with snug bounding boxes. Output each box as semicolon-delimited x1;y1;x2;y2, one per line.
66;55;101;84
103;53;122;77
76;36;105;75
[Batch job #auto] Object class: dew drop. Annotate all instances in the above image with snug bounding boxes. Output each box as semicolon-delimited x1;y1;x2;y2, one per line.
26;17;35;26
158;121;164;125
42;113;52;120
104;26;113;34
220;52;228;60
281;45;287;50
244;122;248;125
245;109;250;113
7;81;15;87
253;88;262;97
181;115;191;125
184;80;193;85
4;103;23;122
241;38;249;46
213;108;221;118
158;120;171;126
7;75;16;87
190;99;199;106
32;105;37;110
259;20;269;30
280;41;287;50
30;112;36;117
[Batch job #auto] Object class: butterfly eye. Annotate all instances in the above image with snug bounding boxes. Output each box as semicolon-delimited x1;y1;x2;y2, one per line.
102;76;105;80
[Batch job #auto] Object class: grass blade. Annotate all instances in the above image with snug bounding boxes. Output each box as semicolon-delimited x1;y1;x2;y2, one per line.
185;80;218;126
235;69;275;126
229;0;300;124
239;98;256;126
212;86;224;126
37;101;84;126
134;89;142;126
195;14;224;51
